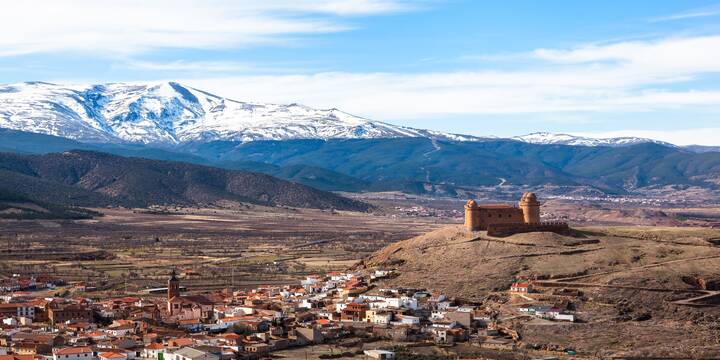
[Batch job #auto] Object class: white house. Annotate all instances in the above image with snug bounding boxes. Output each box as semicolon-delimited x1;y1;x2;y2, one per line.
53;347;94;360
105;325;134;337
363;350;395;359
166;347;219;360
224;306;254;317
392;315;420;326
142;343;165;359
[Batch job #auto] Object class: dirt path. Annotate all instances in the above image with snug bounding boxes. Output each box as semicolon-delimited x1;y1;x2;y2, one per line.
532;254;720;304
549;254;720;282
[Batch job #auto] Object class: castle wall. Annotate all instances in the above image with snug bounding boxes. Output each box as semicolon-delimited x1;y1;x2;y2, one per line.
486;222;570;237
475;208;524;230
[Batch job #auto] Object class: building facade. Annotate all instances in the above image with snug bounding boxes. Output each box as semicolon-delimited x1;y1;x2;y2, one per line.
464;192;568;235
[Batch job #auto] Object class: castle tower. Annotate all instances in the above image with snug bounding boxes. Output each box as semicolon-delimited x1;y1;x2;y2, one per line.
518;192;541;224
464;199;481;231
168;269;180;300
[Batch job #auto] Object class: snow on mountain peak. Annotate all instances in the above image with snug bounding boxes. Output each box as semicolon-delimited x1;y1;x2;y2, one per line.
512;132;672;147
0;81;480;145
0;81;673;148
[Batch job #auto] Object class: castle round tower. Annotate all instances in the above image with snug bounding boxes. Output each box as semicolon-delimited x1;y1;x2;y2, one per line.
464;199;481;231
518;192;541;224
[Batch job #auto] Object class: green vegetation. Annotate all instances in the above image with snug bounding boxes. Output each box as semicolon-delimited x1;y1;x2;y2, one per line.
0;188;101;220
3;129;720;195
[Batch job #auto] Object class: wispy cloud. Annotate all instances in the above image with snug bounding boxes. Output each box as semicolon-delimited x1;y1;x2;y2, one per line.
0;0;418;57
180;35;720;119
119;60;305;74
650;4;720;22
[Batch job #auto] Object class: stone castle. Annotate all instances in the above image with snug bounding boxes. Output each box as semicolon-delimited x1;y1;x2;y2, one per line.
464;192;569;236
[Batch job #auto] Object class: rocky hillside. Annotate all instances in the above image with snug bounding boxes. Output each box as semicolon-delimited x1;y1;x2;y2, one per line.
361;225;720;301
360;226;720;356
0;151;371;211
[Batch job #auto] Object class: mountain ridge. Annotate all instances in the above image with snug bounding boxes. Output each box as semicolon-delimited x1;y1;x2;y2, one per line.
0;81;481;145
0;81;686;148
0;150;371;211
1;129;720;196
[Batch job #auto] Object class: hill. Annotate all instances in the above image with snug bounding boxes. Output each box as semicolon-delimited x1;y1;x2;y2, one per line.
0;151;371;211
0;189;100;220
362;225;720;299
361;226;720;356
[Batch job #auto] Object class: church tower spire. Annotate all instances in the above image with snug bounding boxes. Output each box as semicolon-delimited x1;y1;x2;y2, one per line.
168;268;180;300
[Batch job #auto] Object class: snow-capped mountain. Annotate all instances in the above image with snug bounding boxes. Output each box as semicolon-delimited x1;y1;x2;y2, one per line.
512;132;674;147
0;81;478;145
0;82;674;148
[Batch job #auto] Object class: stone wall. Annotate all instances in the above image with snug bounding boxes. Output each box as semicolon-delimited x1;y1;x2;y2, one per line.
466;207;525;231
486;222;570;237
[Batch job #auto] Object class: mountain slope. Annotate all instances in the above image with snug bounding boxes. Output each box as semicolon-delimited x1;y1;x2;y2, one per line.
0;81;479;144
0;188;100;220
0;129;373;192
2;128;720;195
185;138;720;192
0;151;371;211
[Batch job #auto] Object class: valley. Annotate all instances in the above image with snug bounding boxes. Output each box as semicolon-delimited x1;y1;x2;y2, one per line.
0;205;444;293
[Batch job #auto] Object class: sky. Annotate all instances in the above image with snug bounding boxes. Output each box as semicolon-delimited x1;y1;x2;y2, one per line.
1;0;720;145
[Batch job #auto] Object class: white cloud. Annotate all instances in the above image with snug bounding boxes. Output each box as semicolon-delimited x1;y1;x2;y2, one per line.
182;36;720;119
119;60;303;74
533;35;720;82
0;0;416;56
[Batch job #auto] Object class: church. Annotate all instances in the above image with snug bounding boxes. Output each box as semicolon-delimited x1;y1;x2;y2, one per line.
166;269;214;321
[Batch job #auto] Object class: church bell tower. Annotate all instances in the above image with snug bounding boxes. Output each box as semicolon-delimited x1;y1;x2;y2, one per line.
168;269;180;300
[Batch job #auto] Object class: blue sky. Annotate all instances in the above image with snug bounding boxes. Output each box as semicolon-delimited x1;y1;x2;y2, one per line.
1;0;720;144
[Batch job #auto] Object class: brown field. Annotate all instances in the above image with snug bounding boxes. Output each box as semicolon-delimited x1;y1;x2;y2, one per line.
0;205;445;295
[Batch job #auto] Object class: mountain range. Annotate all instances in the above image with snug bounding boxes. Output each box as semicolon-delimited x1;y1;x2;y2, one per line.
0;81;688;148
1;81;719;202
0;81;481;145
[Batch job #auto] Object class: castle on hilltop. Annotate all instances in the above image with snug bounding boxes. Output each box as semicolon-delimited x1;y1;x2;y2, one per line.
464;192;569;236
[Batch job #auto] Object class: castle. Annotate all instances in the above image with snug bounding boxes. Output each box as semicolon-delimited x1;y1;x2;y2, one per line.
464;192;569;236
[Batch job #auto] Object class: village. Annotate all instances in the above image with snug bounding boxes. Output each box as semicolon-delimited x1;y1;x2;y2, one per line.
0;195;586;360
0;264;581;360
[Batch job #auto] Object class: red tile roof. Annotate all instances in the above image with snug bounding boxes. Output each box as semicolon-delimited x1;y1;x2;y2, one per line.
54;347;93;355
145;343;165;350
98;352;126;359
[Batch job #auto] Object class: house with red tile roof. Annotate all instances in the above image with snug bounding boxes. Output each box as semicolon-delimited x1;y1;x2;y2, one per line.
52;346;93;360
